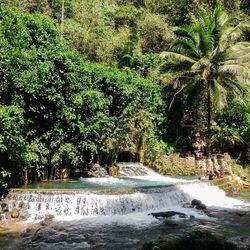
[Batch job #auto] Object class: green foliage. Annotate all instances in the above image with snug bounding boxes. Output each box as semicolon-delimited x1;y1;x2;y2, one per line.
0;7;164;185
0;106;30;186
139;12;174;53
212;99;250;153
0;168;10;190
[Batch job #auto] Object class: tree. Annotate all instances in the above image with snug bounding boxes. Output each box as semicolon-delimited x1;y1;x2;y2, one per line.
212;99;250;164
160;6;250;157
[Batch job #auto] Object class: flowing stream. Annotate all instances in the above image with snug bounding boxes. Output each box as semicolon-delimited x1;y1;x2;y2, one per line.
0;163;249;249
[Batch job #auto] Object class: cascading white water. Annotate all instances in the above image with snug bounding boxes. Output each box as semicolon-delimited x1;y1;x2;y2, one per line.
117;162;149;176
6;187;194;221
3;163;249;222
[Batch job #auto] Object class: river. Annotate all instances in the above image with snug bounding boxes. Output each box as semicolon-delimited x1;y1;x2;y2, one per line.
0;163;249;250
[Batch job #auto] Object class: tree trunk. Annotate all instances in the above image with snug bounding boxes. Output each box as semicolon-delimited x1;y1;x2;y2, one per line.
24;168;28;185
61;0;65;39
207;82;211;158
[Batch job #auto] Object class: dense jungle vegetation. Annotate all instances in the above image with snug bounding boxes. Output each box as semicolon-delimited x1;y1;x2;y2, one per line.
0;0;249;189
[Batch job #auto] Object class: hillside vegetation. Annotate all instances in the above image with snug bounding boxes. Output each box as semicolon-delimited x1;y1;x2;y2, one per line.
0;0;249;188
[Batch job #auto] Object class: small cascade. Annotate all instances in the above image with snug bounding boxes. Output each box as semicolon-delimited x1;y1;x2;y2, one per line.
2;163;249;222
4;187;192;221
117;162;150;176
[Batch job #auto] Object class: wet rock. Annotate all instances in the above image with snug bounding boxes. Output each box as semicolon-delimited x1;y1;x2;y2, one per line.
191;199;207;211
149;211;187;218
1;203;9;212
196;204;207;210
11;208;19;218
18;201;25;209
191;199;202;208
32;228;43;242
39;214;54;226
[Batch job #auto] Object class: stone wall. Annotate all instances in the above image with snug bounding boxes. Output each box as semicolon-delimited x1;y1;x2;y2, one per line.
158;153;233;176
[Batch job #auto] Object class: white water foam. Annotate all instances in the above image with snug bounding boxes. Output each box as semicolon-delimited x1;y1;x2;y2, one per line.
4;163;249;224
178;182;247;209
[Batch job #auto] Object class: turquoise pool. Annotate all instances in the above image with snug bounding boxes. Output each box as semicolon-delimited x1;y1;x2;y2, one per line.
20;176;193;190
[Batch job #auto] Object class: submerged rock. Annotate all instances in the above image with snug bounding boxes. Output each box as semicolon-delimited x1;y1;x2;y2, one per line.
149;211;187;218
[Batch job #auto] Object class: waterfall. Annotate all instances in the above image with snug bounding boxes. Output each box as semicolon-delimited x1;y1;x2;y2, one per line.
5;187;193;221
117;162;149;176
2;163;249;222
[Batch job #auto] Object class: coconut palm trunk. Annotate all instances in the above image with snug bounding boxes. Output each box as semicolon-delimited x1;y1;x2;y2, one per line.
207;80;212;158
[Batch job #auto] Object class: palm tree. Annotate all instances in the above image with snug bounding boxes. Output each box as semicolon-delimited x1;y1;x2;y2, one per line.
160;6;250;157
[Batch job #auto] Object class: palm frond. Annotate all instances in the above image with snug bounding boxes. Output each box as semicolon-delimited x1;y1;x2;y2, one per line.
222;78;250;101
210;79;227;110
171;38;200;58
191;57;210;71
214;5;229;28
225;42;250;58
169;80;200;110
219;64;250;83
219;22;250;51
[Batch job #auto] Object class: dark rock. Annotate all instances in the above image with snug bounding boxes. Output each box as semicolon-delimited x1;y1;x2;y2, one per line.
149;211;187;218
191;199;207;211
1;203;9;212
11;208;19;218
191;199;202;208
196;204;207;210
235;212;246;217
18;201;25;208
